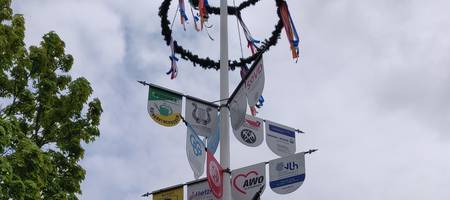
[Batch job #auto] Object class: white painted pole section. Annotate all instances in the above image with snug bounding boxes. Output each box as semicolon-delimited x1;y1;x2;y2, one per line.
219;0;231;200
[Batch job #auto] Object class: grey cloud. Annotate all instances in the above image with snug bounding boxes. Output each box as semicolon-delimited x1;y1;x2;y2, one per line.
11;0;450;199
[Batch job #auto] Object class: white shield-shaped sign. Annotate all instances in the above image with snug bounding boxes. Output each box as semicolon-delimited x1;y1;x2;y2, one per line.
232;115;264;147
231;162;266;200
186;97;219;137
187;178;215;200
244;56;265;107
229;87;247;130
269;152;305;194
265;120;296;157
186;124;206;179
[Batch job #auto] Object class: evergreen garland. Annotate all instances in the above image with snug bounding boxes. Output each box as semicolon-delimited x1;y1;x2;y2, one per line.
159;0;285;70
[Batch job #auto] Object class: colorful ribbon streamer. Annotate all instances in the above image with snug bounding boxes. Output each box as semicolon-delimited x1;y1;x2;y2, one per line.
179;0;189;30
280;0;300;61
191;7;201;32
167;39;178;79
237;13;260;55
198;0;208;30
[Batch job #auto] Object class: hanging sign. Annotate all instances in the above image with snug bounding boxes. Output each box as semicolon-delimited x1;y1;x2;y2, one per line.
153;185;184;200
229;86;247;130
265;120;296;157
206;150;223;199
206;114;220;155
244;55;265;107
231;162;266;200
232;114;264;147
186;96;219;137
186;124;206;179
187;179;215;200
269;152;306;194
147;85;183;127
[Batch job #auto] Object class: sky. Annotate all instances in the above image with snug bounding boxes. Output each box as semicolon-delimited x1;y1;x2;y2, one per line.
11;0;450;199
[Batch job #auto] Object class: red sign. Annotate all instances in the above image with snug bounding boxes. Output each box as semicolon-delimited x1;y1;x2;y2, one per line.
207;150;223;199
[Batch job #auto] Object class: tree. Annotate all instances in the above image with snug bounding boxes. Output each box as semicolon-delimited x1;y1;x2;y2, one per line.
1;0;103;199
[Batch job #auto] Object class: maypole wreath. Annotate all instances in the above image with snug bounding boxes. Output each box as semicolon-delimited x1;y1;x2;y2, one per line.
159;0;297;71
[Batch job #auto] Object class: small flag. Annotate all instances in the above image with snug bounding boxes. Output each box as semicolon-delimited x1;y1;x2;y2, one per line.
265;120;296;157
229;86;248;131
147;85;182;127
231;162;266;200
152;185;184;200
187;178;214;200
185;96;219;137
207;114;220;155
232;114;264;147
244;55;265;116
186;123;206;179
206;150;223;199
269;152;306;194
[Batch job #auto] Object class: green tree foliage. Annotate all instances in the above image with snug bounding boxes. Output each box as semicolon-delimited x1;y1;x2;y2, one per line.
1;0;103;199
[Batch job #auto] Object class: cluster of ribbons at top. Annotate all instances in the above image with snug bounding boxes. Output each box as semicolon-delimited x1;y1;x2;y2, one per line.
166;0;301;79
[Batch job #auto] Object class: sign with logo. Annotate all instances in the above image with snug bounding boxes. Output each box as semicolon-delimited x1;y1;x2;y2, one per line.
229;86;247;130
147;85;183;127
153;185;184;200
269;152;305;194
244;56;265;107
186;124;206;179
187;179;215;200
206;150;223;199
265;120;296;157
186;97;219;137
232;115;264;147
231;162;266;200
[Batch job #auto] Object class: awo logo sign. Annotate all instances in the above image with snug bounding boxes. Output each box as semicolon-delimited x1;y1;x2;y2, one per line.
231;163;266;200
233;171;264;194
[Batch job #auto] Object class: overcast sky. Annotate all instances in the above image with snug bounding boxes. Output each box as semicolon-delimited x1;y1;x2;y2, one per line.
12;0;450;199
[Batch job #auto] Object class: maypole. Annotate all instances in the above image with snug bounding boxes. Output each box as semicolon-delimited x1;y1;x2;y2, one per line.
219;1;231;200
141;1;315;199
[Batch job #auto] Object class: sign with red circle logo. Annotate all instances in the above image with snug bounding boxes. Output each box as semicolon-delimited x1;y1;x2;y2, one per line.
206;150;223;199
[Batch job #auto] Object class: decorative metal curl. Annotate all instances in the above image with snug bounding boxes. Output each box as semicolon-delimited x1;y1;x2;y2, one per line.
159;0;285;70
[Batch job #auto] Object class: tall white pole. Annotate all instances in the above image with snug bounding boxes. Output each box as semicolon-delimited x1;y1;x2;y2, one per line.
219;0;231;200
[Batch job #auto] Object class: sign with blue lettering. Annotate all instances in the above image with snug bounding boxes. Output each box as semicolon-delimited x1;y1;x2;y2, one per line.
186;123;206;179
187;179;215;200
269;152;305;194
265;120;296;157
231;162;266;200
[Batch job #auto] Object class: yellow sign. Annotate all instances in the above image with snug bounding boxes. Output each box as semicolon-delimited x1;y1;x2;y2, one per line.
153;186;183;200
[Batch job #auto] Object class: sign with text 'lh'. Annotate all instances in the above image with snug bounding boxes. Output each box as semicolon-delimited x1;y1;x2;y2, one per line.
269;152;306;194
